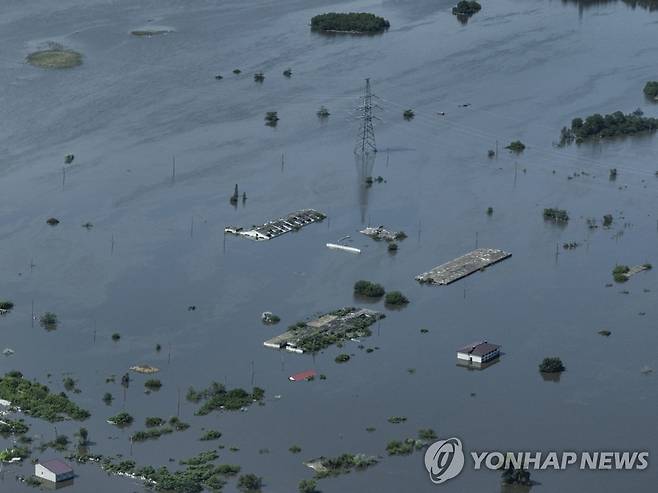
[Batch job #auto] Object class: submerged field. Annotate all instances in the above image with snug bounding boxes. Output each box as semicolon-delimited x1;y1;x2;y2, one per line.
1;0;658;492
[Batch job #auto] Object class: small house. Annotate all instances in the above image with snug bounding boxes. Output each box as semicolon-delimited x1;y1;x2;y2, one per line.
35;460;74;483
289;370;316;382
457;341;500;364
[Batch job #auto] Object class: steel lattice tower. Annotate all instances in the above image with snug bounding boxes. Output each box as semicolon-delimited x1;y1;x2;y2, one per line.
355;78;378;155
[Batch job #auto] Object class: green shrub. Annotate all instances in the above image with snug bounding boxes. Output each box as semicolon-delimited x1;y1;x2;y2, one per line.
538;357;565;373
335;354;350;363
108;412;133;426
386;439;414;455
0;301;14;310
144;379;162;390
200;429;222;441
310;13;390;33
145;417;164;427
543;208;569;222
643;81;658;99
452;0;482;16
237;473;262;492
354;280;385;297
40;312;58;329
0;372;89;422
506;140;526;152
612;265;630;283
299;479;319;493
385;291;409;305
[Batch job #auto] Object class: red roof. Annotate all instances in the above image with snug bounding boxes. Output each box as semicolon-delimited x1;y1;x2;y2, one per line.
41;459;73;475
289;370;316;381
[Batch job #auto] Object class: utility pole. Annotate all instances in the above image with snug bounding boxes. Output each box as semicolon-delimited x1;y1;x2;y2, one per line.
172;155;176;183
355;78;378;155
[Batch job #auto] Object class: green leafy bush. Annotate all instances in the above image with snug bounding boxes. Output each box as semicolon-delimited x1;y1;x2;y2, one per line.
311;13;390;33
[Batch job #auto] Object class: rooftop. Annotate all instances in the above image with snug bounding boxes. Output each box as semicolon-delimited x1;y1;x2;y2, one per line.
40;459;73;475
457;341;500;356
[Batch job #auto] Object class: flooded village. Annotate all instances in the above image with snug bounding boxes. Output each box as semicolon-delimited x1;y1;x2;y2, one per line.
2;0;658;492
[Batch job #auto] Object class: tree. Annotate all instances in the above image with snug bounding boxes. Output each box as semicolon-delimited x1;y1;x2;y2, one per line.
505;140;525;152
310;13;390;33
237;473;262;492
643;81;658;99
385;291;409;305
353;280;385;297
299;479;320;493
40;312;58;329
77;427;88;446
539;357;565;373
316;106;330;119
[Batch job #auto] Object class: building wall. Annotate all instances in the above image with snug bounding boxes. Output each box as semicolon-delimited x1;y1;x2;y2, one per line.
35;465;57;483
56;471;75;482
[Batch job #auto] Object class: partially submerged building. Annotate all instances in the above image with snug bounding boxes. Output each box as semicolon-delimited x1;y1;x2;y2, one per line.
457;341;501;365
225;209;326;241
264;307;384;353
289;370;317;381
416;248;511;285
35;460;74;483
360;226;406;242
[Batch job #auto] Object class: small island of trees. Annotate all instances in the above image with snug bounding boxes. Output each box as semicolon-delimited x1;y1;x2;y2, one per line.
643;81;658;100
506;140;526;152
0;371;89;422
539;357;565;373
452;1;482;17
311;13;390;34
354;280;385;298
559;109;658;144
385;291;409;306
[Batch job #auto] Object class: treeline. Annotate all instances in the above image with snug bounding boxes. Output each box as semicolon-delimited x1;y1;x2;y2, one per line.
310;13;390;33
559;109;658;143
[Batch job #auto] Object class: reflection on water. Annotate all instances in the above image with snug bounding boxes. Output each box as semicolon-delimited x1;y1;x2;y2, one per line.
355;153;376;223
562;0;658;10
540;372;562;383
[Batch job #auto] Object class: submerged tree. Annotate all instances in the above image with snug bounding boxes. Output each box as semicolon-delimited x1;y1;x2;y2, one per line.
539;357;565;373
317;106;330;119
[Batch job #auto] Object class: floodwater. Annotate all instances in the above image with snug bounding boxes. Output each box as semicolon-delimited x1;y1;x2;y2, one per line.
1;0;658;491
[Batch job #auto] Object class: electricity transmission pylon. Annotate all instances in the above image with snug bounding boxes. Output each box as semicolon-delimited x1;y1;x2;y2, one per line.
355;78;379;155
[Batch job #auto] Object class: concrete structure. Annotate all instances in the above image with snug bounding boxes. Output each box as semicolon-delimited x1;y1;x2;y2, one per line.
457;341;501;364
416;248;511;285
225;209;326;241
35;460;74;483
326;243;361;254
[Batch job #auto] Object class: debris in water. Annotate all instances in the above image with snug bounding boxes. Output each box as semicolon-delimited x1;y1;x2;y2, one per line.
360;226;407;242
46;217;60;226
130;365;160;374
261;312;280;324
